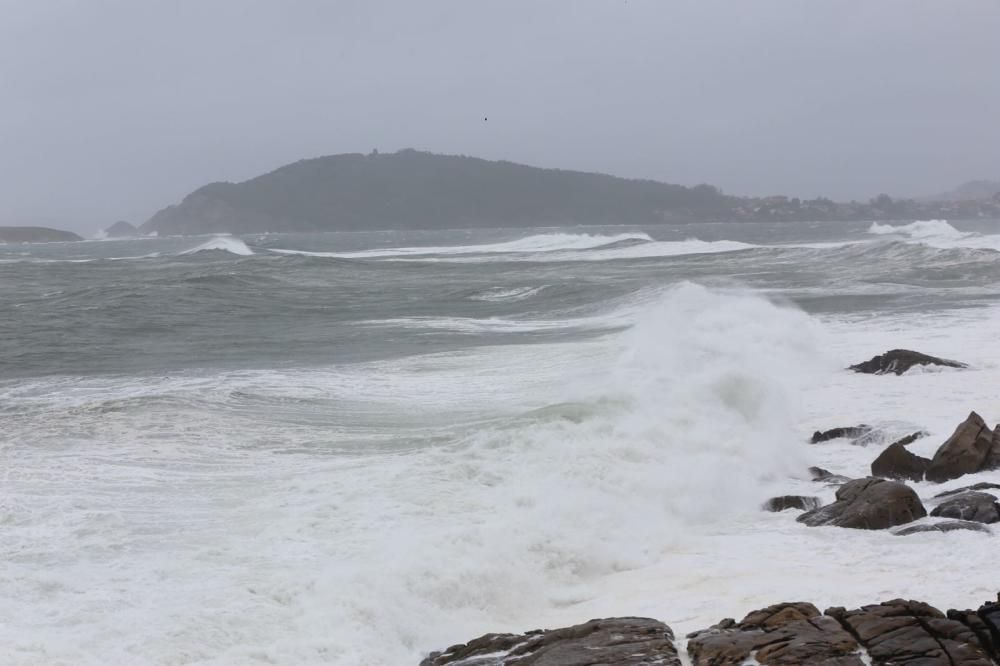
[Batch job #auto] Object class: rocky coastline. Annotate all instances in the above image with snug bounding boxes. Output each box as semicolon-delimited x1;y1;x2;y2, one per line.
421;349;1000;664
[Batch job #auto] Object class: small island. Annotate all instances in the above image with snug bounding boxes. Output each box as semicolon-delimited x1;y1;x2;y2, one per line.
0;226;83;243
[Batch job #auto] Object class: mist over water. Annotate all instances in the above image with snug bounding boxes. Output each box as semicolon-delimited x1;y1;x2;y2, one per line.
4;219;1000;664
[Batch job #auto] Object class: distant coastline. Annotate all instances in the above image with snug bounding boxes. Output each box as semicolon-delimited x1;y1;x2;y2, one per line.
141;150;1000;236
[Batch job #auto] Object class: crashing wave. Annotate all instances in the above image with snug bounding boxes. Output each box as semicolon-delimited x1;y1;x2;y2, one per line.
180;236;254;256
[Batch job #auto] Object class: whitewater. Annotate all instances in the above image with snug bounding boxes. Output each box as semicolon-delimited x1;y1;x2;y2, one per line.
3;219;1000;664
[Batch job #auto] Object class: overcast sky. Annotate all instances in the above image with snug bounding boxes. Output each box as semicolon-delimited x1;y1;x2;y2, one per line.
2;0;999;232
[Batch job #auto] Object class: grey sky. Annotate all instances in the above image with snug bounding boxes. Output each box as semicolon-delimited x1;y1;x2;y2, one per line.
2;0;998;232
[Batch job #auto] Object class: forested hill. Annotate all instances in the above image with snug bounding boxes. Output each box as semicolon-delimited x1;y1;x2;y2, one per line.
141;150;735;234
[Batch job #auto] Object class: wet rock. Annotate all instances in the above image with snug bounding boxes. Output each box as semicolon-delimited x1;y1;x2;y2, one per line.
687;602;863;666
811;425;873;444
926;412;998;483
948;607;1000;660
420;617;681;665
930;492;1000;523
763;496;821;512
826;599;994;665
870;440;931;482
977;597;1000;661
798;477;926;530
809;466;852;485
895;520;992;535
935;482;1000;499
849;349;967;375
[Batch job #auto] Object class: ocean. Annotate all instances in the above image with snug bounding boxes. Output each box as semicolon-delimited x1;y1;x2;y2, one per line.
3;219;1000;664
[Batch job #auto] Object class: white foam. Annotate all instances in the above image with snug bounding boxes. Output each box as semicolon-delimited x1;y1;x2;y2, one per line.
868;219;1000;251
468;286;548;302
270;232;653;259
180;236;255;256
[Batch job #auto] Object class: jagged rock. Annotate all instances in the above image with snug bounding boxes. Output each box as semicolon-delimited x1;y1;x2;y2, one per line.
987;425;1000;471
870;440;931;482
687;602;863;666
849;349;967;375
763;496;821;512
935;482;1000;499
930;492;1000;523
895;520;992;535
827;599;995;665
420;617;681;665
948;607;1000;660
809;466;852;485
811;425;873;444
798;477;926;529
977;597;1000;662
926;412;998;483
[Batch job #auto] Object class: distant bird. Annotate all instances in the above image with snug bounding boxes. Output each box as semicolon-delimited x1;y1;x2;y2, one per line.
484;117;488;121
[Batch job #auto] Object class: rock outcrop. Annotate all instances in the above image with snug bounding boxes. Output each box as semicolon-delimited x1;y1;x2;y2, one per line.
930;492;1000;524
827;599;996;665
763;496;821;512
420;617;681;665
687;602;863;666
797;477;926;529
926;412;1000;482
809;466;852;485
936;483;1000;499
425;597;1000;665
849;349;967;375
871;439;931;482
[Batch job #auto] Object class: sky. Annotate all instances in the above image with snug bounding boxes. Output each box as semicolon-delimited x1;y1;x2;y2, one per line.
2;0;999;232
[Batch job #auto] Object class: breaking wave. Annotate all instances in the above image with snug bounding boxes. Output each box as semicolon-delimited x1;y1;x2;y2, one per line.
180;236;255;256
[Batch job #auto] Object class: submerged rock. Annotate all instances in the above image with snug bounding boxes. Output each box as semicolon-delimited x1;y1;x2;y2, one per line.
798;477;926;530
763;495;821;512
931;492;1000;524
935;482;1000;499
809;466;852;485
895;520;992;535
870;438;931;482
811;425;873;444
926;412;998;483
420;617;681;665
849;349;967;375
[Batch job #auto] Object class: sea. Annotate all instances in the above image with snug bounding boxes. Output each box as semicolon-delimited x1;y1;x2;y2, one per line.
3;218;1000;664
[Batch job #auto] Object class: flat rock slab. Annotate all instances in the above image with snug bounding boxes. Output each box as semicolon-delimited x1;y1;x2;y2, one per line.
849;349;967;375
895;520;992;535
420;617;681;666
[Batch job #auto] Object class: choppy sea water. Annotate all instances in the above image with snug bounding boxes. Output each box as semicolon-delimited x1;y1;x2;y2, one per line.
3;219;1000;664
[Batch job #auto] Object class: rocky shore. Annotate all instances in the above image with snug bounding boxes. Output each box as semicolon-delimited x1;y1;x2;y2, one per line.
421;349;1000;664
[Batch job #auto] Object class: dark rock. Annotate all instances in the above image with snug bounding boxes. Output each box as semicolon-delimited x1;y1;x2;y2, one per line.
826;599;995;665
420;617;681;666
763;496;821;512
870;441;931;482
977;597;1000;662
926;412;996;483
104;220;138;237
849;349;967;375
986;425;1000;471
809;466;852;485
798;477;926;530
948;607;1000;660
895;520;992;535
935;483;1000;499
687;602;863;666
811;425;873;444
931;492;1000;524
